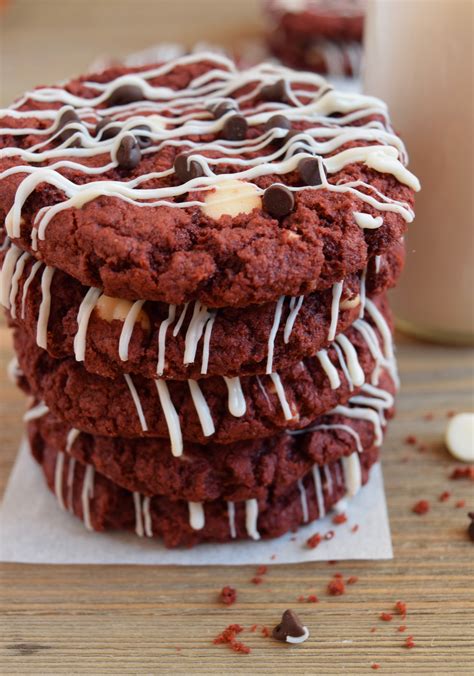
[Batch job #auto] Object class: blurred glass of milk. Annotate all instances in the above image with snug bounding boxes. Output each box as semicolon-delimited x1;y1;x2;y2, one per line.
364;0;474;344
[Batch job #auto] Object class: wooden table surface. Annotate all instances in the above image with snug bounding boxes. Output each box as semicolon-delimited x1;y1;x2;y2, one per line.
1;1;473;673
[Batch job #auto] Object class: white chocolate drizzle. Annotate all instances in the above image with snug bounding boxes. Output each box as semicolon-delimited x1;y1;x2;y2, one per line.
155;379;183;456
133;492;153;537
316;349;341;389
335;334;365;386
353;212;384;229
124;373;149;432
223;376;246;417
8;250;30;318
74;287;102;361
328;281;343;341
36;266;55;349
269;372;293;421
245;498;260;540
359;267;367;318
23;401;49;421
323;465;334;498
0;243;22;309
333;341;353;390
297;478;309;523
54;452;65;510
267;295;285;374
66;457;76;511
283;295;304;343
156;304;176;376
142;496;153;537
188;380;216;437
119;299;145;361
20;259;41;319
341;452;362;497
81;464;95;531
66;427;80;452
227;501;237;539
188;501;205;530
375;255;382;273
312;465;326;518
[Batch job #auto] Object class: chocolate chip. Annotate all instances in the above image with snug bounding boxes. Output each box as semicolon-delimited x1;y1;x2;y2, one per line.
263;184;294;218
173;153;204;182
261;79;288;102
298;157;323;186
108;84;144;106
116;135;141;170
222;114;248;141
57;108;81;143
264;114;292;132
132;124;152;148
272;610;306;642
468;512;474;542
209;100;238;119
95;116;120;140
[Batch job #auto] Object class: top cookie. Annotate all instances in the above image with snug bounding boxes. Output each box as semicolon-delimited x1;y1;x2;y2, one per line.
0;53;419;307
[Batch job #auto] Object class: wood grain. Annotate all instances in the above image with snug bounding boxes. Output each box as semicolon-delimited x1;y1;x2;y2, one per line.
1;1;474;672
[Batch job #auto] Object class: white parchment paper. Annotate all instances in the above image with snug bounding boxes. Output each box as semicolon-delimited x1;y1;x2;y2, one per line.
0;439;392;565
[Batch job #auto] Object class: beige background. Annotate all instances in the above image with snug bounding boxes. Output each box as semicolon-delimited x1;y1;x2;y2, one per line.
1;1;474;673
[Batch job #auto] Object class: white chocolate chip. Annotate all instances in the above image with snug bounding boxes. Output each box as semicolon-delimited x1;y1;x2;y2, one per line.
340;294;361;310
445;413;474;463
95;295;150;331
202;179;262;219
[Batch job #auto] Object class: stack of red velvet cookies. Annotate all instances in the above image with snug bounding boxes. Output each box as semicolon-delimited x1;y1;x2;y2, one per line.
0;54;419;547
264;0;366;77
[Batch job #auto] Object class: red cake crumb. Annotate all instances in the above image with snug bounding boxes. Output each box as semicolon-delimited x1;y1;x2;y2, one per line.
455;499;466;509
398;625;407;632
380;612;393;622
404;635;416;649
371;665;381;671
450;467;474;480
447;410;456;418
298;595;305;602
394;600;407;618
270;554;277;560
370;627;377;633
439;491;451;502
328;578;345;596
261;626;271;638
250;624;257;632
333;572;343;578
306;533;322;548
307;594;319;603
347;576;358;585
251;576;263;585
417;443;428;453
324;530;335;541
405;435;417;445
332;513;348;525
219;586;237;606
257;565;268;576
423;412;434;421
412;500;430;515
351;524;359;533
213;624;251;654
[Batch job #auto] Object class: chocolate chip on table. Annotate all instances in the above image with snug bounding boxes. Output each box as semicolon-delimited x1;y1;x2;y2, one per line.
209;100;238;119
264;114;292;132
107;84;144;106
298;157;323;186
116;135;141;169
222;114;248;141
261;78;288;102
263;184;295;218
173;153;204;182
272;609;307;643
95;116;120;140
468;512;474;542
132;124;153;148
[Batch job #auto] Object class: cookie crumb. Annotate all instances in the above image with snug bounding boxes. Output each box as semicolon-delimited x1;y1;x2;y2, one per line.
405;435;417;445
412;500;430;515
394;600;407;618
328;577;345;596
404;635;416;649
438;491;451;502
306;533;321;548
261;626;271;638
219;586;237;606
398;625;407;632
370;627;377;633
450;466;474;480
347;576;359;585
380;612;393;622
351;524;359;533
213;624;251;654
332;513;348;525
455;499;466;509
371;664;381;671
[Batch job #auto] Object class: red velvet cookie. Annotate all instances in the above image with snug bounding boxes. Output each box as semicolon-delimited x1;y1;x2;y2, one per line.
32;436;379;547
15;295;395;446
28;366;394;502
0;54;418;307
2;236;403;380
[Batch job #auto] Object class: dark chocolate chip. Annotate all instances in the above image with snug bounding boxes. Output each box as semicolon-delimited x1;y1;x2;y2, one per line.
57;108;81;143
108;84;144;106
116;135;141;170
132;124;152;148
222;114;248;141
210;100;238;119
261;78;288;102
298;157;323;186
272;610;306;642
173;153;204;182
468;512;474;542
95;117;120;140
264;114;292;132
263;184;295;218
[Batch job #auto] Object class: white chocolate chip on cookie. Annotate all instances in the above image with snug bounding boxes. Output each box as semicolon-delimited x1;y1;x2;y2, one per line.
202;179;262;219
95;295;150;331
340;294;361;310
445;413;474;463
